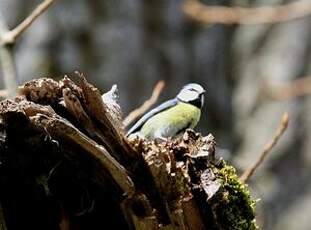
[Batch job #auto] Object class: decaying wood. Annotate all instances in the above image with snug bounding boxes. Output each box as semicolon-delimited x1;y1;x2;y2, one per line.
29;114;135;196
0;76;257;229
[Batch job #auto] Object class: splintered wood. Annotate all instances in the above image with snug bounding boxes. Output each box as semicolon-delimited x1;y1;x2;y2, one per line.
0;75;257;230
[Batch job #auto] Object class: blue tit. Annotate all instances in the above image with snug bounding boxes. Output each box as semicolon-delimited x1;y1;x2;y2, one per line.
126;83;206;140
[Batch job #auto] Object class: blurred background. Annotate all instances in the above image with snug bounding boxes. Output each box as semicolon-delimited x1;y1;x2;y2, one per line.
0;0;311;229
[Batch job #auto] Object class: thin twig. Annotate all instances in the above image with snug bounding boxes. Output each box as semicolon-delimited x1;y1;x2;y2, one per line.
264;76;311;100
0;14;17;98
123;80;165;127
1;0;56;45
183;0;311;25
240;113;289;183
0;0;55;99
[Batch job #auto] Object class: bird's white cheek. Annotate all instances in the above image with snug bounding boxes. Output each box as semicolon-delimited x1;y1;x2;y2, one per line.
178;90;198;101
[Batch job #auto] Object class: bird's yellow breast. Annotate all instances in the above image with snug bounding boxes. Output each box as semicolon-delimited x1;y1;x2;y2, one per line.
140;102;201;139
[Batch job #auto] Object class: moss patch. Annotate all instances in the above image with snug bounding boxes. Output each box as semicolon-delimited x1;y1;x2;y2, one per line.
210;160;258;230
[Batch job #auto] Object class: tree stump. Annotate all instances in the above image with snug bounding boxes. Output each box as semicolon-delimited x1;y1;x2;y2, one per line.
0;75;257;230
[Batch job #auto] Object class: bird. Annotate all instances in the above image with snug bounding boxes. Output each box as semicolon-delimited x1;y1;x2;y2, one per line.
126;83;206;140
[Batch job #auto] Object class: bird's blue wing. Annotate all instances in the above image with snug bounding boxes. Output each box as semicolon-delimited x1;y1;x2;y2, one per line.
126;98;178;136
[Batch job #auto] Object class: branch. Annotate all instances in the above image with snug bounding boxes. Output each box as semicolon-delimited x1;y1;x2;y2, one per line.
123;80;165;127
183;0;311;25
0;14;17;98
0;0;55;99
264;76;311;100
1;0;56;45
240;113;289;183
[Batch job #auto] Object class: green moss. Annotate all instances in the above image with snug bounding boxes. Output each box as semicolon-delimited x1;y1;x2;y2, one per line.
211;160;258;230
